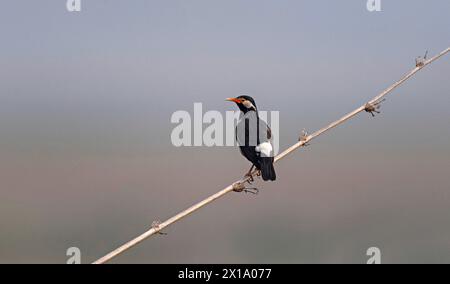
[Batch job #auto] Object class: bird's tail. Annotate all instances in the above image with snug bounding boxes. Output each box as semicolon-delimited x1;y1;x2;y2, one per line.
260;157;276;181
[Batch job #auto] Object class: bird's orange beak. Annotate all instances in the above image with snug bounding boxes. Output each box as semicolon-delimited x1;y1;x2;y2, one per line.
226;97;241;104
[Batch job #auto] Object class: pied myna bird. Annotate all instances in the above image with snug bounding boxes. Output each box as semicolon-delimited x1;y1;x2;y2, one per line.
226;95;276;181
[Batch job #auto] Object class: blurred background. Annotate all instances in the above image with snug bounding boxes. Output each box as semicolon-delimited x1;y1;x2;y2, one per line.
0;0;449;263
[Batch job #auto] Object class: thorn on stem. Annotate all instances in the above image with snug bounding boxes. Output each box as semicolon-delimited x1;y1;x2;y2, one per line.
232;182;246;192
232;182;259;195
243;187;259;195
151;221;167;235
365;99;386;117
299;129;310;146
415;50;428;67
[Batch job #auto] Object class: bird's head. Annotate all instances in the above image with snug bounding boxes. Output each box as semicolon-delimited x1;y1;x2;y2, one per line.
226;95;257;113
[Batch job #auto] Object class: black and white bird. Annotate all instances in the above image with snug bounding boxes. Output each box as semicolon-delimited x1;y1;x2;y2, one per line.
226;96;276;181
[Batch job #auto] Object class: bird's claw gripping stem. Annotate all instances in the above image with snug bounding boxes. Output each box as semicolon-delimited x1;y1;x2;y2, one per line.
244;165;257;183
245;172;254;183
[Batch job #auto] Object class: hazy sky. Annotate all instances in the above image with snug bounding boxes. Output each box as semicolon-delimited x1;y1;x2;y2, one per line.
0;0;449;263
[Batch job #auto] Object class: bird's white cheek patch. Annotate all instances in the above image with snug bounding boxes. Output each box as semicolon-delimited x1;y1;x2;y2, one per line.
256;142;273;157
243;100;255;110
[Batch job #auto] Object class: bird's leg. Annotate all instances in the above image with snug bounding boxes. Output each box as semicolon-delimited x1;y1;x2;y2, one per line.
244;165;255;183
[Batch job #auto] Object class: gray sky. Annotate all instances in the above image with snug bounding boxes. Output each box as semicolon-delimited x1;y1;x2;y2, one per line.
0;0;450;263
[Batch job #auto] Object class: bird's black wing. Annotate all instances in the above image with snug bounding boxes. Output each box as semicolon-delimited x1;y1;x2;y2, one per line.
266;124;272;140
235;112;273;170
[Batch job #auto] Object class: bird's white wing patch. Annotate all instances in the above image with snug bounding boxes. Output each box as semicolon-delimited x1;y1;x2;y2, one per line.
255;142;273;157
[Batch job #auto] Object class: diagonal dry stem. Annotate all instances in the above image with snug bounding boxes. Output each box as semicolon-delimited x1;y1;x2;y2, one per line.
93;47;449;264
